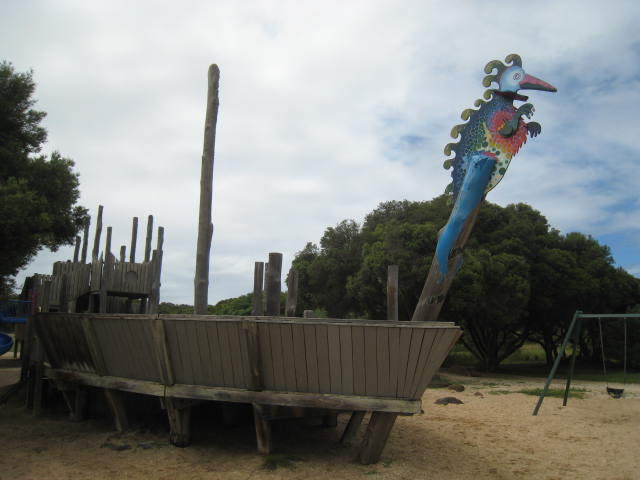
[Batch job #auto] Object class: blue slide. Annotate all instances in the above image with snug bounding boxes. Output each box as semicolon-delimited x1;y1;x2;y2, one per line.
0;332;13;356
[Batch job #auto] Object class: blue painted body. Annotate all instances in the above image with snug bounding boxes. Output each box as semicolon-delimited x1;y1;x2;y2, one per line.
436;153;496;282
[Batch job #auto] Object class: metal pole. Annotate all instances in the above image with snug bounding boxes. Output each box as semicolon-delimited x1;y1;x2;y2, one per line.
532;310;581;416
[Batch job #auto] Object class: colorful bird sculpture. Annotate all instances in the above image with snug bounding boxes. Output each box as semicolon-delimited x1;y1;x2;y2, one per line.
434;54;557;282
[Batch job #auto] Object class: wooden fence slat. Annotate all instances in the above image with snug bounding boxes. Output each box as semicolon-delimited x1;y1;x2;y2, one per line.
352;326;366;396
406;329;438;397
401;328;425;398
338;325;354;395
228;322;247;388
258;323;275;390
270;323;286;390
388;327;400;398
280;323;297;391
291;323;308;392
315;324;331;394
363;327;378;396
208;322;228;386
376;327;391;397
303;324;319;393
327;325;342;393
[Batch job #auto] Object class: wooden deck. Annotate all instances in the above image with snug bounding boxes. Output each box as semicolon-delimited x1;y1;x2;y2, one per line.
32;313;461;463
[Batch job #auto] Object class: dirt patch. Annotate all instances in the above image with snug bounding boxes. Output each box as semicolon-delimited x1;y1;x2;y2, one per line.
1;360;638;480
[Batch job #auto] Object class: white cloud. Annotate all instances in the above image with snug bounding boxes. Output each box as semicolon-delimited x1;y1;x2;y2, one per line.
3;0;640;304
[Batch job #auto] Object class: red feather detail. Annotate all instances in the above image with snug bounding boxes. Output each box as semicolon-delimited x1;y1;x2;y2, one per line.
487;110;528;156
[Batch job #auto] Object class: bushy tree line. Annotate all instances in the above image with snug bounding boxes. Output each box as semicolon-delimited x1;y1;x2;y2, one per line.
291;196;640;371
1;62;87;296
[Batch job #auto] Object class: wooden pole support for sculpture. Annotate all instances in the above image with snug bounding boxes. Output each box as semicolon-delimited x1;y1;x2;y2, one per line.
194;64;220;315
411;204;481;323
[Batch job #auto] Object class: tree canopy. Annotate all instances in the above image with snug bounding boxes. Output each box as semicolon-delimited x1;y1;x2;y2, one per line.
291;196;640;371
0;61;87;295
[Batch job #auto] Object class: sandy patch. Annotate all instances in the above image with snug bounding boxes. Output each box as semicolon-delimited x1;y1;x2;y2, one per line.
1;361;638;480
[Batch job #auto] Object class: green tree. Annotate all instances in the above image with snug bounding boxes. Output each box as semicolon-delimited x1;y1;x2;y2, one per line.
0;61;87;295
292;220;362;317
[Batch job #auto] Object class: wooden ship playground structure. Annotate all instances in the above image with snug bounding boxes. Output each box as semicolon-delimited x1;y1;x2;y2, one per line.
0;55;591;464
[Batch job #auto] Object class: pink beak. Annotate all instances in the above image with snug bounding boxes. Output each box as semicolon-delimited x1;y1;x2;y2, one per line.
519;73;557;92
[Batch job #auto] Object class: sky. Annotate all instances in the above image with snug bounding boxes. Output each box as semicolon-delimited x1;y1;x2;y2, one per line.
3;0;640;305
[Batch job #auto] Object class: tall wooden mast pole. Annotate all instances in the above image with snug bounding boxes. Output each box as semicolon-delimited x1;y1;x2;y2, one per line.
194;64;220;314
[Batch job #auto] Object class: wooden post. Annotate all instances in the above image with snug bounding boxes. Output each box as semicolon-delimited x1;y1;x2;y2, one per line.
252;403;272;454
194;64;220;315
148;227;164;314
119;246;126;263
265;253;282;316
106;227;112;256
387;265;399;321
411;203;481;322
285;269;299;317
129;217;138;262
144;215;154;262
358;411;397;464
81;218;90;263
59;274;69;313
166;398;192;447
92;205;103;261
73;236;81;263
341;411;366;446
252;262;264;316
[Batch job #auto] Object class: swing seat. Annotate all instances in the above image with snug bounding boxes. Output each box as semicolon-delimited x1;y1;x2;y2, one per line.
606;387;624;399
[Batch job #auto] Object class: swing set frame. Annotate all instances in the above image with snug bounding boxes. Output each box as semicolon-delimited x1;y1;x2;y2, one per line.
532;310;640;416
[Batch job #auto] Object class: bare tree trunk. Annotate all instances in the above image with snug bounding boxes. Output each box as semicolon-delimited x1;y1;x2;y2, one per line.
194;64;220;314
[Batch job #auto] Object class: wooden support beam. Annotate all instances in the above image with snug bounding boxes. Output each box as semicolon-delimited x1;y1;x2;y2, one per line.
92;205;103;261
194;64;220;315
252;403;272;455
73;235;81;263
71;387;88;422
387;265;399;321
265;253;282;316
252;262;264;316
341;411;365;446
285;269;299;317
104;389;129;432
106;226;112;256
144;215;154;262
81;219;90;263
165;398;192;447
119;246;126;263
130;216;138;262
358;412;398;465
45;368;421;414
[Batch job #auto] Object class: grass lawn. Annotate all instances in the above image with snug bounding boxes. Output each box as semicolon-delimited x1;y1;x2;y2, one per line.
446;342;639;384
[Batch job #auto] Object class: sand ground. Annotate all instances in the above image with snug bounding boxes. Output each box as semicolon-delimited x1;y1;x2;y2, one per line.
0;356;638;480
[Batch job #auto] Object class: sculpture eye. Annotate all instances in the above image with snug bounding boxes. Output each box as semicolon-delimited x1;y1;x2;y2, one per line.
513;72;522;81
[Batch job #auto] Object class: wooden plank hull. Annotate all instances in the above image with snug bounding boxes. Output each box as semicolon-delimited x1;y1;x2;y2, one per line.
34;313;461;403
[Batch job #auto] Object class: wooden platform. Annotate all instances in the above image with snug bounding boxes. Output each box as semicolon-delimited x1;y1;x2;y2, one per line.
32;313;461;463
